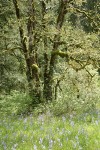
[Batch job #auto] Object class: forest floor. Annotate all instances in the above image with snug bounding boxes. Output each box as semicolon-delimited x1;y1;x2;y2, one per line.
0;109;100;150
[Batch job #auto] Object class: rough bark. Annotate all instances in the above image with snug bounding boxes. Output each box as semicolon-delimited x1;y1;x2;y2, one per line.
41;1;52;101
46;0;68;101
13;0;41;104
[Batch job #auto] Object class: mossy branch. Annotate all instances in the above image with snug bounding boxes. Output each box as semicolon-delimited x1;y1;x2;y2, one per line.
74;8;99;31
52;50;69;58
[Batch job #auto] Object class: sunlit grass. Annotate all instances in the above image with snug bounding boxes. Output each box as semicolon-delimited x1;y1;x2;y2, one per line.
0;111;100;150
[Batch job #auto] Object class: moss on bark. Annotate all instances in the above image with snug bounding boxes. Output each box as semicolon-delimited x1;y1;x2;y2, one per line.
52;50;68;58
31;64;39;72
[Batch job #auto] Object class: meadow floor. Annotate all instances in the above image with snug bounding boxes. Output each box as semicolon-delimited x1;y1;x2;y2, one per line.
0;111;100;150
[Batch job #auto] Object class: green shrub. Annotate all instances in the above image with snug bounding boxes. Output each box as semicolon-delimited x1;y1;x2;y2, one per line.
0;90;32;115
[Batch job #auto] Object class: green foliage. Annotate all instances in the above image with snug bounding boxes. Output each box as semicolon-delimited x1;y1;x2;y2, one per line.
0;91;32;115
0;52;27;93
34;65;100;116
80;0;100;33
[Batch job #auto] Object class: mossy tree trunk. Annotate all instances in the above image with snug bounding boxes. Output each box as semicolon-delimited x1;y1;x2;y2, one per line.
40;1;52;101
43;0;68;101
13;0;41;104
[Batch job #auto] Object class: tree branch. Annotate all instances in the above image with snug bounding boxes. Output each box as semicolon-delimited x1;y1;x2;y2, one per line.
74;8;100;31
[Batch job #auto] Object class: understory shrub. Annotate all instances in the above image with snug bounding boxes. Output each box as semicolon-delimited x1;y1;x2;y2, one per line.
0;90;32;115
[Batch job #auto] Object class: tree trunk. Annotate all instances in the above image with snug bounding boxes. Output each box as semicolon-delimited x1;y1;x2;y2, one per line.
41;1;53;101
13;0;41;104
13;0;69;103
43;0;68;101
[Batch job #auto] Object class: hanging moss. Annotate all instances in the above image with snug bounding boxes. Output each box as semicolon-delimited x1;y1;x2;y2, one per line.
52;50;68;58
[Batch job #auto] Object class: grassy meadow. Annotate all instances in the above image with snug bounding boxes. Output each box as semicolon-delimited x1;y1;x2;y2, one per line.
0;91;100;150
0;110;100;150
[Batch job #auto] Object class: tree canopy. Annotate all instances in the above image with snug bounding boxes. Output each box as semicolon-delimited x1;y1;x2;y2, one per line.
0;0;100;107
